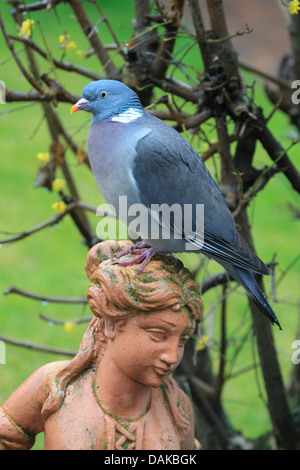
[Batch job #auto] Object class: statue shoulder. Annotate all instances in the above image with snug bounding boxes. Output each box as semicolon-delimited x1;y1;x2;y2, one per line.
34;360;72;410
0;360;70;449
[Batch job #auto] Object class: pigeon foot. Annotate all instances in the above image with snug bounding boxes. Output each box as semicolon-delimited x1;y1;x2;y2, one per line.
113;242;168;273
113;241;150;259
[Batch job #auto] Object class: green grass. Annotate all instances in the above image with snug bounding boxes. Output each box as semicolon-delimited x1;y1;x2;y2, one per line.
0;0;299;449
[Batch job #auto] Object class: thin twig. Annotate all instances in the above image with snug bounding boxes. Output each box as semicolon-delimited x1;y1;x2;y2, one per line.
5;87;80;104
0;11;45;93
253;127;300;194
238;58;291;92
214;283;227;401
216;115;238;210
8;34;104;81
0;201;114;245
206;24;253;44
11;0;64;13
152;0;185;79
68;0;117;76
4;286;87;304
0;334;76;357
201;271;233;293
269;254;278;303
90;0;122;51
151;76;198;102
188;0;212;71
39;314;92;324
231;166;281;219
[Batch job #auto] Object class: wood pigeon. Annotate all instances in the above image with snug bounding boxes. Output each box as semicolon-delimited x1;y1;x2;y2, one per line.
71;80;281;329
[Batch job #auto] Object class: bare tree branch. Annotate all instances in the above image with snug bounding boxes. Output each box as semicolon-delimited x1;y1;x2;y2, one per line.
254;119;300;194
0;201;112;245
4;286;87;304
39;313;92;324
0;334;76;357
10;0;64;14
238;58;291;92
188;0;212;71
68;0;118;76
8;34;104;81
0;11;45;94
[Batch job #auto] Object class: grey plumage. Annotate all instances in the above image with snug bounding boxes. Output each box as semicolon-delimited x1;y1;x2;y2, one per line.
71;79;281;329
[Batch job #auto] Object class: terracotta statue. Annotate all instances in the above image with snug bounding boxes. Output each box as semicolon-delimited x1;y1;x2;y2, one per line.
0;240;203;450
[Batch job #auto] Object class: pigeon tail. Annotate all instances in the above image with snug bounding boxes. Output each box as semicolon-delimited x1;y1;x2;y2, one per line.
226;264;282;330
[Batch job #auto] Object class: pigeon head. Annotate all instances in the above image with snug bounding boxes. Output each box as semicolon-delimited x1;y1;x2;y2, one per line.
70;80;144;122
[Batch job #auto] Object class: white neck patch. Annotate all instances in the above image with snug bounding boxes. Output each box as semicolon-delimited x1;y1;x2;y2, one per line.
110;107;143;124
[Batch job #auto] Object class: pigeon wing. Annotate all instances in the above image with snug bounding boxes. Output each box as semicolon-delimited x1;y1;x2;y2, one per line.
132;122;269;275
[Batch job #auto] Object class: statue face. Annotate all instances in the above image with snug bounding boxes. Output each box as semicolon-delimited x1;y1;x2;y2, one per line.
109;309;195;387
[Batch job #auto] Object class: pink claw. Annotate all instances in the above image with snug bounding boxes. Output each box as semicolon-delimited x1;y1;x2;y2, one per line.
114;242;168;273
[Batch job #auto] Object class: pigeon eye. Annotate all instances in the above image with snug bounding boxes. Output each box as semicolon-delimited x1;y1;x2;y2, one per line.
100;91;108;99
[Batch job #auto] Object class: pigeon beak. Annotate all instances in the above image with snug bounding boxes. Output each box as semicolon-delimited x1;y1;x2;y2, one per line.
70;97;90;113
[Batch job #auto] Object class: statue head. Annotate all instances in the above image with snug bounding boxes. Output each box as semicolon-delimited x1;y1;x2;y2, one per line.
86;239;202;321
85;240;203;387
